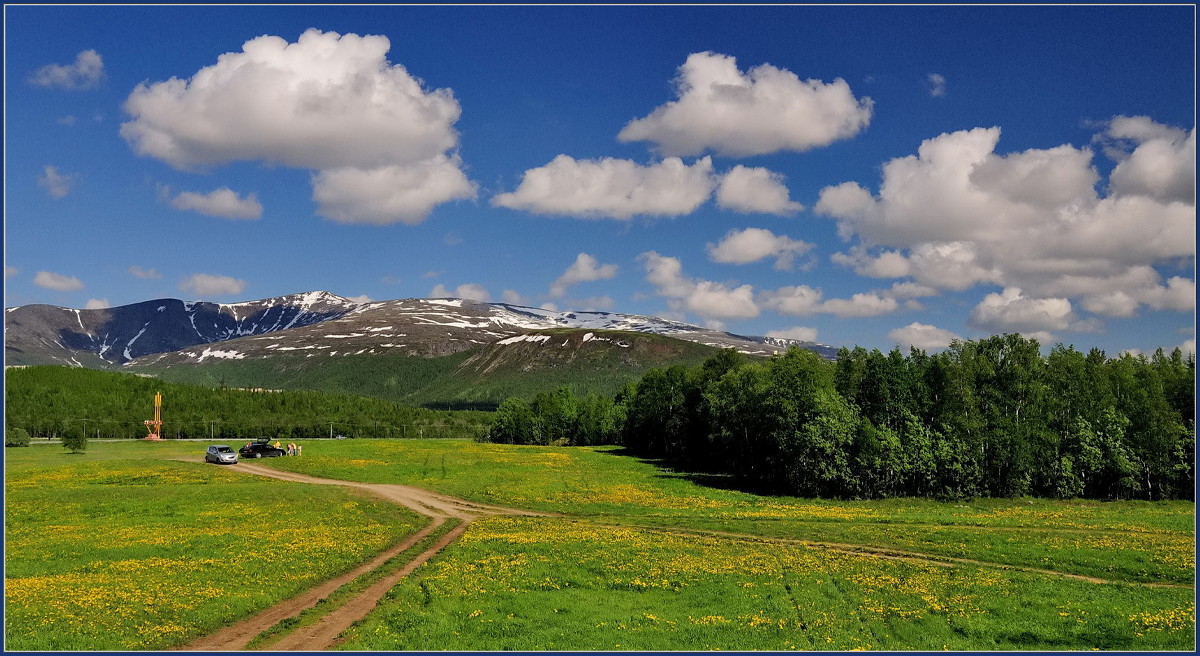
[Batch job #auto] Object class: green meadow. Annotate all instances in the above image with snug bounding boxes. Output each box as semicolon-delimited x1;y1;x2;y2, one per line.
269;439;1196;587
4;438;1196;651
341;516;1193;651
3;441;423;651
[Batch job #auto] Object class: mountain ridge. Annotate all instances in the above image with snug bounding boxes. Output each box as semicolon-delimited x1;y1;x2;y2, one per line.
4;291;838;369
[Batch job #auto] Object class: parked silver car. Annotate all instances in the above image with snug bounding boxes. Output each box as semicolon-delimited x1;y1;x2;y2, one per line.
204;444;239;465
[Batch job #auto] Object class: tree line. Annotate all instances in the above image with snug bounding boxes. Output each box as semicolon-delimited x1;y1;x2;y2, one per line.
484;335;1195;501
4;366;492;442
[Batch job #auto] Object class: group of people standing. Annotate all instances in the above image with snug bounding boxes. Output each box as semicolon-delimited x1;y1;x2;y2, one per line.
272;441;302;456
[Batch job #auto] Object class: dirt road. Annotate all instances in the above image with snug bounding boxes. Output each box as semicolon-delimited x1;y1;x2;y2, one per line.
174;461;1188;651
175;462;550;652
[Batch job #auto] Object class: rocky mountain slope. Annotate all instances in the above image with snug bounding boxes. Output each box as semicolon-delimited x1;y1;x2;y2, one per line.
5;292;837;369
4;291;355;367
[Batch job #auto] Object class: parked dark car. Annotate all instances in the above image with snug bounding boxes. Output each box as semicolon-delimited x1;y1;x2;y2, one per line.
238;441;286;458
204;444;238;464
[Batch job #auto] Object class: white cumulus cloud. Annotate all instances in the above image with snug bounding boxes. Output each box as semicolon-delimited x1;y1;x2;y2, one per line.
84;298;110;310
1022;331;1059;346
127;265;162;279
34;271;83;291
707;227;813;271
121;28;472;224
1138;276;1196;312
888;322;962;351
170;187;263;220
179;273;246;297
686;282;759;323
715;165;803;215
1101;116;1195;204
766;326;819;342
759;286;899;318
816;120;1196;320
1067;268;1195;318
502;290;530;305
37;165;76;199
817;127;1100;247
430;283;491;302
884;282;940;299
493;155;714;220
639;251;759;322
759;285;824;316
1081;290;1140;319
830;246;914;279
30;49;104;89
618;51;872;157
968;287;1074;336
818;293;899;318
312;156;477;225
549;253;619;298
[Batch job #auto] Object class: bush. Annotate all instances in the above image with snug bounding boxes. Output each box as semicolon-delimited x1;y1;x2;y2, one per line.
5;426;31;447
61;430;87;454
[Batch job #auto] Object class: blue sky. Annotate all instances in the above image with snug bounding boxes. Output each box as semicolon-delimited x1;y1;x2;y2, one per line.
4;4;1195;355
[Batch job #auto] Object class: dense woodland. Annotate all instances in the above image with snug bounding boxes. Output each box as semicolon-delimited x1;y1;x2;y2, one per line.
485;335;1196;501
7;334;1195;501
4;366;491;442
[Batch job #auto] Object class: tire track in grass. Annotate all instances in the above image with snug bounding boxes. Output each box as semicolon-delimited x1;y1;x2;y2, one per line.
598;522;1194;589
244;516;463;651
174;461;550;652
272;517;475;651
173;516;446;652
177;460;1187;651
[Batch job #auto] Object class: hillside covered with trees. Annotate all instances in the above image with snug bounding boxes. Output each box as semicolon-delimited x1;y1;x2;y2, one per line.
4;366;490;441
484;335;1195;501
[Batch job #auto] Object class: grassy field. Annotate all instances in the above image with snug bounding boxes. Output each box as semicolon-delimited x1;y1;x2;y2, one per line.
3;441;424;651
266;439;1196;586
4;438;1196;651
341;516;1193;651
266;439;1196;651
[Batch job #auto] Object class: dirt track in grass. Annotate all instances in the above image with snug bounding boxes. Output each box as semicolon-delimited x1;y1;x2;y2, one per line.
173;461;552;652
175;460;1190;651
614;524;1194;589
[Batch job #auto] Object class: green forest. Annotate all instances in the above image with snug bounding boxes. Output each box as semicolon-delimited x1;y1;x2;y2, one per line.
8;333;1196;502
484;335;1196;502
4;366;491;442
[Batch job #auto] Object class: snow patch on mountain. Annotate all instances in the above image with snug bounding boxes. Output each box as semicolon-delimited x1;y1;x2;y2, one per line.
6;291;840;369
123;323;151;360
196;348;245;362
497;334;553;346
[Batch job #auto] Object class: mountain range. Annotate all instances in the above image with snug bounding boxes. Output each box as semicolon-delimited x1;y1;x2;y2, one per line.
4;291;838;407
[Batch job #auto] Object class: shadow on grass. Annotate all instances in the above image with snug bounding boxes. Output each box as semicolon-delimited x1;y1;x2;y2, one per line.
595;445;788;497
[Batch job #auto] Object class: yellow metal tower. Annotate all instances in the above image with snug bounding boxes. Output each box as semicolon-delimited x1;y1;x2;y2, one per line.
143;391;162;440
